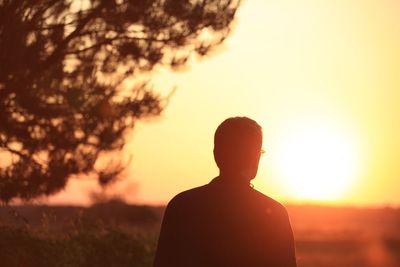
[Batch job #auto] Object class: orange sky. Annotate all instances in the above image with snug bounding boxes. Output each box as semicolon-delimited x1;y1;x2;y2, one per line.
49;0;400;207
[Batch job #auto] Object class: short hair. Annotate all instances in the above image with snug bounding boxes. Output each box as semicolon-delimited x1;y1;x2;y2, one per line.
214;117;262;170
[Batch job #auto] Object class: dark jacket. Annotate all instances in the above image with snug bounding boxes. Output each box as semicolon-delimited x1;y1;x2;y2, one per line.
154;177;297;267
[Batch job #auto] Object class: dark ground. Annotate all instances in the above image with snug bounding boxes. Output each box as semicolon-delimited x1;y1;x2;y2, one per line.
1;200;399;267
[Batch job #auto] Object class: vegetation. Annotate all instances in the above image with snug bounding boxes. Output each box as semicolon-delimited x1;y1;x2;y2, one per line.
0;224;156;267
0;0;240;202
0;200;160;267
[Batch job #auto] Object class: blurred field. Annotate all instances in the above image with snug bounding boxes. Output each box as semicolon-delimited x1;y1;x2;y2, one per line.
288;205;400;267
0;200;399;267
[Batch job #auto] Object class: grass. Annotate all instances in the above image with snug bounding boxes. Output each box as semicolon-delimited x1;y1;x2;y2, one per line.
0;222;156;267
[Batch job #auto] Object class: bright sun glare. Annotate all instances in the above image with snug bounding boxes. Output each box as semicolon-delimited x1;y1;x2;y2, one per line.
275;124;360;201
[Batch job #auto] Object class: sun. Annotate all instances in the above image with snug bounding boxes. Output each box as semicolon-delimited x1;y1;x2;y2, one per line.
274;124;360;201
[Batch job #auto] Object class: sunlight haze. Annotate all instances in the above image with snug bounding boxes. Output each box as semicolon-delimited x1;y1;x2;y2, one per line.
50;0;400;207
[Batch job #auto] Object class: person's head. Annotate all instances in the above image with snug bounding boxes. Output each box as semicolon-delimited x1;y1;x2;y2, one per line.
213;117;263;182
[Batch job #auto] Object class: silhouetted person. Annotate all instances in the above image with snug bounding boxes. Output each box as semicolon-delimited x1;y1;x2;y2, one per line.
154;117;297;267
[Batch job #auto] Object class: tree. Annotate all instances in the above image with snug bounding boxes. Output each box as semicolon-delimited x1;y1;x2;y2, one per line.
0;0;240;202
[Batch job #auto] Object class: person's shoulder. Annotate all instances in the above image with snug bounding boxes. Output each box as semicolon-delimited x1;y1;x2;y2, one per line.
167;184;209;208
251;188;289;215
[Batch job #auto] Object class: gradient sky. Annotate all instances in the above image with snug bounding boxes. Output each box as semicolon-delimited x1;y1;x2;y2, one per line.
50;0;400;207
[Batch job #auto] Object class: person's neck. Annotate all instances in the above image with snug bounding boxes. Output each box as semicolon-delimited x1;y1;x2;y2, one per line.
217;173;252;187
